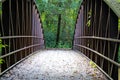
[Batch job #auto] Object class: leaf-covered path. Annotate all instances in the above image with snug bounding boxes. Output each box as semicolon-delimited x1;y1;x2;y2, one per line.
0;50;108;80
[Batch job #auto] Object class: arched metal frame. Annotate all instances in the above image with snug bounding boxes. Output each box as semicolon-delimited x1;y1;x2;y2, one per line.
0;0;44;75
73;0;120;80
0;0;119;79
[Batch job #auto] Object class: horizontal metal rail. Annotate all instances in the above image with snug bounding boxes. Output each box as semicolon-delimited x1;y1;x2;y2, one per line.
0;43;43;58
74;44;120;67
0;36;43;39
75;36;120;43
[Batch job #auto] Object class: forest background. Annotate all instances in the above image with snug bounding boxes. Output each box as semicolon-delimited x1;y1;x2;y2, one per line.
36;0;81;48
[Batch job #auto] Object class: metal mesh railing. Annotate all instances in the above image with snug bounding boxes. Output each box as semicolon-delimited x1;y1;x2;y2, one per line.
0;0;44;75
73;0;120;80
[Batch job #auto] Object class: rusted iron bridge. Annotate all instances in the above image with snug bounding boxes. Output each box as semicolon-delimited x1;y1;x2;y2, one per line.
0;0;120;80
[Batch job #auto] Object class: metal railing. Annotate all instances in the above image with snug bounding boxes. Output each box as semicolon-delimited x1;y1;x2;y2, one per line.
73;0;120;80
0;0;44;75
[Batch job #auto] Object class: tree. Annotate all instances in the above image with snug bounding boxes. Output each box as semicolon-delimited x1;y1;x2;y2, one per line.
56;2;61;47
36;0;81;48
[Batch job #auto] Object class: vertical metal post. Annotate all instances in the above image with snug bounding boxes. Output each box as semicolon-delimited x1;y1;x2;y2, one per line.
118;66;120;80
84;0;87;56
29;0;32;54
118;18;120;80
16;0;19;62
21;0;23;58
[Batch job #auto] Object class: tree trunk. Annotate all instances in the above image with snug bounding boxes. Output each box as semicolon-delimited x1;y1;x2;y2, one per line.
56;14;61;47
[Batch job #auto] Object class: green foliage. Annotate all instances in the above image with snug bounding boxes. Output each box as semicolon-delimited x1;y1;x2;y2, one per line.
86;20;91;27
89;60;97;68
0;37;8;64
36;0;81;48
0;38;8;49
0;58;4;64
118;19;120;31
45;31;56;48
86;9;92;27
57;41;71;48
118;45;120;63
117;0;120;3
